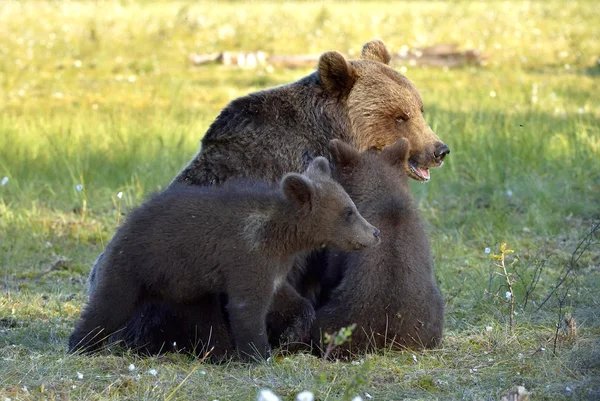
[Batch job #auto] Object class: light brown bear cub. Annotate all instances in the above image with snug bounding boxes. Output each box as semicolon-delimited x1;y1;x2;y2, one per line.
311;139;444;358
69;157;380;360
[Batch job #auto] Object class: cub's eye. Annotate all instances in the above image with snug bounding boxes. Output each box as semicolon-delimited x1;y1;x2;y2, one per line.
421;107;425;114
343;207;354;221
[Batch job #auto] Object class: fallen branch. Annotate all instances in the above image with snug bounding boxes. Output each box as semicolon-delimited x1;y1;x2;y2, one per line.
189;43;487;69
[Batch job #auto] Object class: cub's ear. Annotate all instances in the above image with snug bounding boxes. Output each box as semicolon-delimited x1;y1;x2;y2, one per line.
281;173;315;212
318;51;356;96
361;39;391;65
382;138;410;167
306;156;331;178
330;139;360;169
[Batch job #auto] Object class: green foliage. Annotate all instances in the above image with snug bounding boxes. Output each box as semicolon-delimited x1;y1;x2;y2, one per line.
1;1;599;400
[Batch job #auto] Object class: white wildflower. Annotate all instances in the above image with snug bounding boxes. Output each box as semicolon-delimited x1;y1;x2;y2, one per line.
412;354;417;362
74;60;82;68
76;184;83;191
76;372;83;379
257;389;280;401
364;393;373;400
486;326;493;332
148;369;158;376
1;177;8;186
200;370;206;375
489;91;497;98
518;353;524;359
128;363;135;371
505;291;512;301
506;189;513;197
117;191;123;199
485;247;491;254
128;75;137;83
565;386;572;393
296;391;314;401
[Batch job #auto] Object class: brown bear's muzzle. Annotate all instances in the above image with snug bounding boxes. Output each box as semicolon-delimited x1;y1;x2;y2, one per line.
434;144;450;163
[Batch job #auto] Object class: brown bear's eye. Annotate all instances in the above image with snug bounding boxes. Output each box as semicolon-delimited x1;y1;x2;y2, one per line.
396;115;409;123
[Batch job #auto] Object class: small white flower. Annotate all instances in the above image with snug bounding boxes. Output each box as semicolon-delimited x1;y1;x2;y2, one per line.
71;385;76;389
565;386;572;393
1;177;8;186
505;291;512;301
364;393;373;400
514;311;519;316
486;326;493;332
128;75;137;83
485;247;491;254
76;372;83;379
128;363;135;371
541;347;546;351
506;189;513;197
74;60;82;68
172;341;177;347
489;91;497;98
117;191;123;199
148;369;158;376
76;184;83;191
518;353;524;359
412;354;417;362
296;391;314;401
257;389;280;401
200;370;206;375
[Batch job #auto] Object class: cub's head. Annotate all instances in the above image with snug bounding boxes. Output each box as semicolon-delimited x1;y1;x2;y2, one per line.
329;138;413;195
318;39;449;183
280;156;380;251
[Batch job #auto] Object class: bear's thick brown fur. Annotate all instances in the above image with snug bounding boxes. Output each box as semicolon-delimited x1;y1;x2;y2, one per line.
70;157;380;361
85;39;449;356
310;139;444;358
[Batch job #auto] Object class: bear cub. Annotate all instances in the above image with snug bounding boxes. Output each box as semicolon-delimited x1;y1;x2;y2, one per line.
68;157;380;360
311;139;444;358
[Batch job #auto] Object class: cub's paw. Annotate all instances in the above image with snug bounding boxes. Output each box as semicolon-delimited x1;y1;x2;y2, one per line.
281;299;316;344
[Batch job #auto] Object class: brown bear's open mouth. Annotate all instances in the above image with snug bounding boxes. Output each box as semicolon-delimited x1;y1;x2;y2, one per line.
408;160;431;182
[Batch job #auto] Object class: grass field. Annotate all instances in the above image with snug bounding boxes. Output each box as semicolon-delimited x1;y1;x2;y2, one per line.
1;0;599;400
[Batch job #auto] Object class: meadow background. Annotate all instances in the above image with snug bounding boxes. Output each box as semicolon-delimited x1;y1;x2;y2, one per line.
1;0;599;400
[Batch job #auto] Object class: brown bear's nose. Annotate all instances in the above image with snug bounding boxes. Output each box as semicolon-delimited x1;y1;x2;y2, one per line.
434;144;450;161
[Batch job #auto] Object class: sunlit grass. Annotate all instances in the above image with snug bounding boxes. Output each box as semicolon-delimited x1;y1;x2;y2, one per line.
1;1;599;400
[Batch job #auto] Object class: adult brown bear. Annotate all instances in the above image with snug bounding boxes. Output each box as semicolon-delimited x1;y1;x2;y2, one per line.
85;39;449;358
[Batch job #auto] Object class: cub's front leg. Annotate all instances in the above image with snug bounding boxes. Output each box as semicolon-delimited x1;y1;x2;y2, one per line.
267;281;315;347
226;275;275;361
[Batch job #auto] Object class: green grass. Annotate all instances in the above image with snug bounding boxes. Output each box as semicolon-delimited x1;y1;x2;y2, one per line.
1;0;599;400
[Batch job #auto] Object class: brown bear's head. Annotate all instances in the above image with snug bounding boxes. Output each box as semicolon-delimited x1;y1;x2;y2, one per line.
318;40;449;183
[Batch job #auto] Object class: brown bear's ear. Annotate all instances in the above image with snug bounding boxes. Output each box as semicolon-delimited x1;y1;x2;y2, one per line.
306;156;331;178
330;139;360;169
361;39;392;65
281;173;315;212
382;138;410;167
318;51;356;96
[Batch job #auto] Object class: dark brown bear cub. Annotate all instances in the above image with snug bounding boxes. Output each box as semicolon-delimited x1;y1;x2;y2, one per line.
69;157;380;360
311;139;444;358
